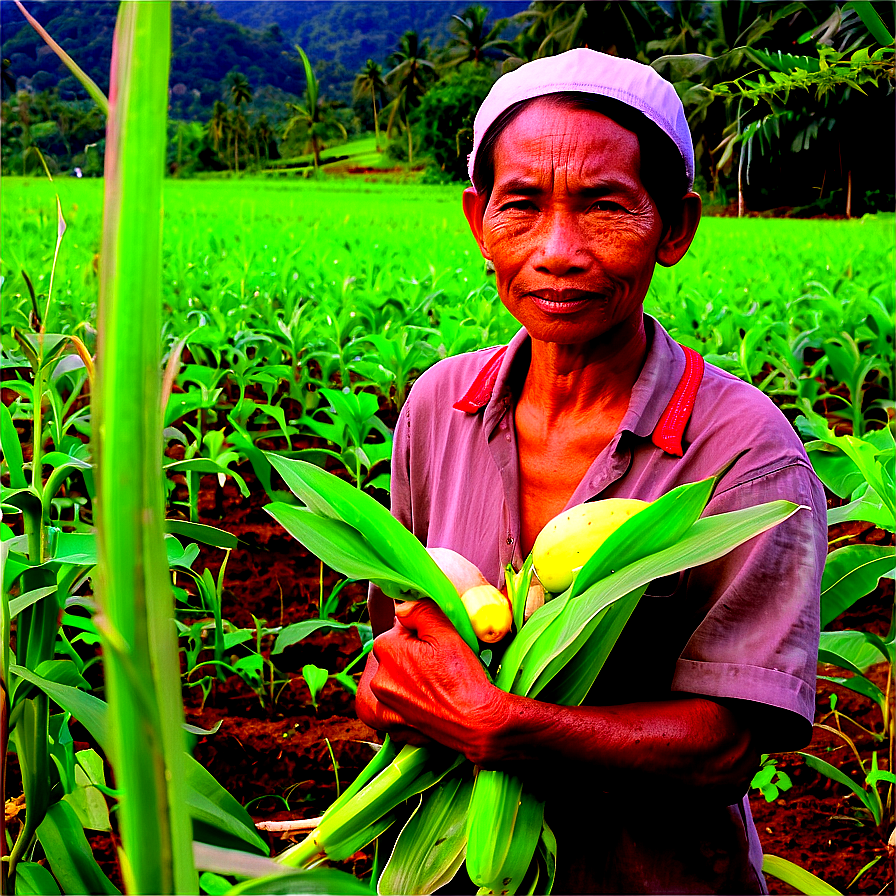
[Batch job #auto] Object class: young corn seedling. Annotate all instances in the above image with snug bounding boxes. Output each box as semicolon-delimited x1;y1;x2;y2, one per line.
263;454;801;894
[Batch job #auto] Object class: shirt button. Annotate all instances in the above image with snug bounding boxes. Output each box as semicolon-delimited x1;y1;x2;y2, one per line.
505;434;511;442
506;535;514;545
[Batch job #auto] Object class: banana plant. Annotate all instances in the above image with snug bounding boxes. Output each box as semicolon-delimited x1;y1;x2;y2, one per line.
263;455;801;893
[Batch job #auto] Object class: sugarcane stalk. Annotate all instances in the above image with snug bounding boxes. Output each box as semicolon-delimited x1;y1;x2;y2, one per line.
93;2;195;892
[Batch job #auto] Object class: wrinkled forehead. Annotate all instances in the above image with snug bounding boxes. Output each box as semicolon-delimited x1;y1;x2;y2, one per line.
490;99;644;188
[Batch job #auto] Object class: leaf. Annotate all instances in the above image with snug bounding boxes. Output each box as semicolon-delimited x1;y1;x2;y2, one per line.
821;544;895;627
761;855;842;895
302;664;329;707
12;0;109;114
265;504;421;592
166;520;239;550
817;674;885;712
63;749;112;833
272;619;357;655
265;455;476;650
500;501;801;696
226;868;373;895
36;800;121;895
378;773;473;895
798;752;880;825
571;474;718;598
1;402;27;489
8;585;58;619
10;666;268;855
14;861;62;896
819;630;890;671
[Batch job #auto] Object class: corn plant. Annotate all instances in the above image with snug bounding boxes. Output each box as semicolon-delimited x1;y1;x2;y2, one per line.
294;387;392;491
262;455;799;893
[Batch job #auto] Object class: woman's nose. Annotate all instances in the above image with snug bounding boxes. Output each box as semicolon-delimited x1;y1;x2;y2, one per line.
533;210;590;277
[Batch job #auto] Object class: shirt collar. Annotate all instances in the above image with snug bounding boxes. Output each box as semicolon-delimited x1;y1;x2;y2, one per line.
477;315;687;441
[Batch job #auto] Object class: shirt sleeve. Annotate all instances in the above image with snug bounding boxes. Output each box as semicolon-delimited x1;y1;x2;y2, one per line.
670;460;826;751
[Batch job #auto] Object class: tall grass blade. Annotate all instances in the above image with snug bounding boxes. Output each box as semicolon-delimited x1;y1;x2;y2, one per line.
13;0;110;115
93;2;195;892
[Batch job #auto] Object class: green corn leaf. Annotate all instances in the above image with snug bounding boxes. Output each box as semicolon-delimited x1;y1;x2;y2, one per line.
571;474;718;597
166;520;240;550
817;675;886;714
302;664;329;707
1;402;27;489
94;4;191;885
226;868;373;896
264;466;477;650
761;855;842;896
10;665;268;855
827;493;894;530
265;503;422;592
798;753;881;825
499;500;801;695
8;586;57;619
12;0;109;114
266;454;462;604
272;619;358;654
819;630;891;671
536;588;646;706
846;1;894;46
820;544;896;627
36;800;121;895
13;861;62;896
378;772;473;895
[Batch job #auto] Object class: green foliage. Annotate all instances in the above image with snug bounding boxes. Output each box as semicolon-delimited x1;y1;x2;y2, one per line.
414;66;496;179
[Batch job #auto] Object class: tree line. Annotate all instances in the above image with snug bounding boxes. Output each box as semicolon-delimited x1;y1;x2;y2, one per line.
2;1;893;215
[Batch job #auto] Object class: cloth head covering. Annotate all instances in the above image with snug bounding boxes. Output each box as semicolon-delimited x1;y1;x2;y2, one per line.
468;48;695;190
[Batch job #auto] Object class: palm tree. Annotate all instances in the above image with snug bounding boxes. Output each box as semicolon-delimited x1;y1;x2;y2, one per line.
283;46;347;171
353;59;388;150
385;32;437;166
207;100;230;166
227;72;252;173
444;5;515;68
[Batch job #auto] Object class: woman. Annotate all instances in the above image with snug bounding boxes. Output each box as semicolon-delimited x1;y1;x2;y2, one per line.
358;50;825;894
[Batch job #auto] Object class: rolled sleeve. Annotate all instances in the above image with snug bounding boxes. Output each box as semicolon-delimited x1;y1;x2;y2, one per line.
671;461;826;749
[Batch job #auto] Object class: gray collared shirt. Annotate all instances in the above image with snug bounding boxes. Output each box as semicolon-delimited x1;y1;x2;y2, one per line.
385;315;825;893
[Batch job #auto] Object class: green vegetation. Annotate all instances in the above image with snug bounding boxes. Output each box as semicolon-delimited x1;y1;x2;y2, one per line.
3;2;893;214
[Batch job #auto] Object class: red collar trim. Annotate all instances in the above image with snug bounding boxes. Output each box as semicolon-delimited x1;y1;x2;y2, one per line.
452;343;704;457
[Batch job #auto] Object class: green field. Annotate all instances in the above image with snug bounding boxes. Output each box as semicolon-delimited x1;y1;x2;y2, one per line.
3;176;894;375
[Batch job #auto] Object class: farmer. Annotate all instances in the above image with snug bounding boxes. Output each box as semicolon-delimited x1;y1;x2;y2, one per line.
357;49;826;894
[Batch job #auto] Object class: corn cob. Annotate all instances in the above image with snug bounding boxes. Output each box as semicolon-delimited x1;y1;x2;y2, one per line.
465;769;544;894
378;771;474;895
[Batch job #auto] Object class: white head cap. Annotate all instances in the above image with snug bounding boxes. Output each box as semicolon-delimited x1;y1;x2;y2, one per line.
468;48;695;190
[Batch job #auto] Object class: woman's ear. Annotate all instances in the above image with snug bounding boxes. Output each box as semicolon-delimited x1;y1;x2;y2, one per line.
462;187;491;260
657;192;702;267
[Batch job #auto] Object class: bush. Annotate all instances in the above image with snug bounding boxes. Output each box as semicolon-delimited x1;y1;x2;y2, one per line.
413;65;497;181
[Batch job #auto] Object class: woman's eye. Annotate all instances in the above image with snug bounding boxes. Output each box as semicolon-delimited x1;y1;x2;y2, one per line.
500;199;536;212
593;200;625;212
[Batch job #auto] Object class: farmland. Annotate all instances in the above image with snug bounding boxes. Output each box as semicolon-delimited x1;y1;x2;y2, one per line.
2;174;895;894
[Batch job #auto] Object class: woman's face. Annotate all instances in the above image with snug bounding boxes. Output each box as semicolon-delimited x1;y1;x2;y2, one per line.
464;99;671;348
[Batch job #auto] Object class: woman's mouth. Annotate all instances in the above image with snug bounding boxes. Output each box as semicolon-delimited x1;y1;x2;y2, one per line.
529;289;601;315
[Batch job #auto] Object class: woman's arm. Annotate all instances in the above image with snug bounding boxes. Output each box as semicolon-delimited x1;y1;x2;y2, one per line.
357;599;759;805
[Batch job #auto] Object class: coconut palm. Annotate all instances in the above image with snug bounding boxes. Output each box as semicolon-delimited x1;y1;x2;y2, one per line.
283;46;347;171
385;31;437;166
444;5;515;68
353;58;388;150
227;72;252;173
206;99;230;165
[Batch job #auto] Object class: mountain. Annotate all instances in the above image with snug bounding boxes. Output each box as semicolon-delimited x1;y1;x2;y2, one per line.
1;0;528;118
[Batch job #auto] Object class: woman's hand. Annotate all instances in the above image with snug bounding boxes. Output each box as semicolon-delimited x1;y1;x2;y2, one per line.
356;599;509;764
